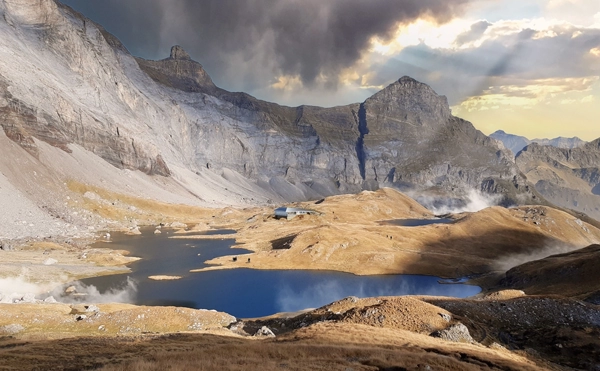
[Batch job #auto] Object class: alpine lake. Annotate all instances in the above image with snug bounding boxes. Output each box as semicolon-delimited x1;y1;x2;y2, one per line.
79;221;480;319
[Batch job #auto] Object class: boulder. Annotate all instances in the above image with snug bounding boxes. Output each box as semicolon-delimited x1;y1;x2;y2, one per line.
431;323;475;343
254;326;276;338
43;258;58;265
44;296;57;303
0;324;25;335
0;241;12;251
439;313;452;322
0;294;12;304
20;293;37;303
85;304;100;313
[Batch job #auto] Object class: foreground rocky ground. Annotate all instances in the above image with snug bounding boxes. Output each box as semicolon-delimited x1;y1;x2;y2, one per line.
1;291;598;370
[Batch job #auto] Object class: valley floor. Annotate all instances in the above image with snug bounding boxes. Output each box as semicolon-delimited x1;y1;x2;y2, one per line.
1;186;600;370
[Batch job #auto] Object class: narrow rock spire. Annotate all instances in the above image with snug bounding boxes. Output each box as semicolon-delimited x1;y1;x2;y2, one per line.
170;45;191;60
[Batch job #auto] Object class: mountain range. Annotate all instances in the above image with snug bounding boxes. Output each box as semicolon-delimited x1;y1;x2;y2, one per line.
489;132;600;221
0;0;546;241
490;130;586;156
516;139;600;221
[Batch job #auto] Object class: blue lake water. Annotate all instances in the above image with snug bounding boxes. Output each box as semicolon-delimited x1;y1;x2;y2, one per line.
379;218;455;227
77;228;480;318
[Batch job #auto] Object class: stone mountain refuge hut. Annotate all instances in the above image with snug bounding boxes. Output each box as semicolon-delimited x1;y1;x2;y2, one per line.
274;207;321;220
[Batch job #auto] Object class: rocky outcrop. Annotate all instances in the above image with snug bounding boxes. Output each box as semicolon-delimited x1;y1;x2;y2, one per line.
135;45;216;94
431;323;475;343
516;140;600;220
2;0;61;26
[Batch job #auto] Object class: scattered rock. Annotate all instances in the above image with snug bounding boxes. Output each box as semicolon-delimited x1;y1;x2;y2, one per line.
85;304;100;313
98;325;106;331
0;240;13;251
128;227;142;235
0;324;25;335
44;296;57;303
75;314;87;321
43;258;58;266
20;293;37;303
154;229;162;234
439;313;452;322
431;323;475;343
489;342;507;351
254;326;276;338
0;294;12;304
83;191;101;201
170;222;187;229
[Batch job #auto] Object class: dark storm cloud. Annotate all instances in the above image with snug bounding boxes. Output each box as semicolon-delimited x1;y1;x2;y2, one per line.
60;0;470;91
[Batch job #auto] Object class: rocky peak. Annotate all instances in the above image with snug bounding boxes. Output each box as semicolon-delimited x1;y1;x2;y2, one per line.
135;46;216;93
365;76;451;129
1;0;61;26
170;45;191;60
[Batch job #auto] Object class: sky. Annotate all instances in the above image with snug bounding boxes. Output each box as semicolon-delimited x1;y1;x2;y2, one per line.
61;0;600;141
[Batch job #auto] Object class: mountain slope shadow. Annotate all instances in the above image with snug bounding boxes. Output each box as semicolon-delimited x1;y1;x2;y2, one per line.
498;243;600;302
393;225;564;281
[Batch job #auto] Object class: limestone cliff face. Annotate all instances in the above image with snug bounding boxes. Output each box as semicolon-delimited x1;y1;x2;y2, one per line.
0;0;536;204
516;140;600;220
0;0;171;176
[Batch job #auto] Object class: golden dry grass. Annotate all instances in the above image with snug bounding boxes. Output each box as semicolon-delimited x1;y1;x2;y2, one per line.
0;323;544;371
67;180;254;226
2;290;595;370
0;303;235;339
190;189;600;277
